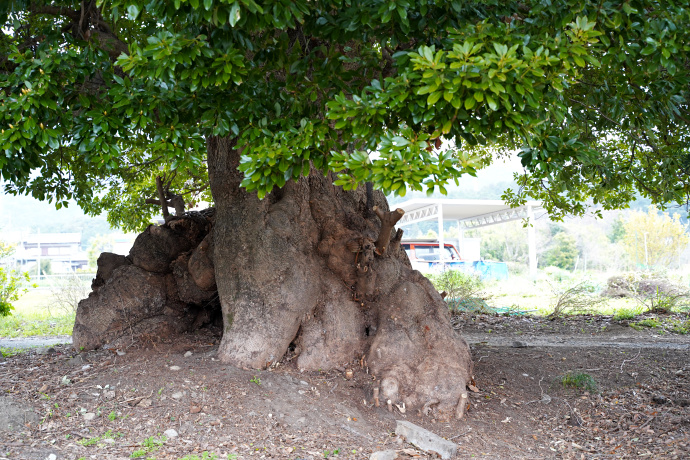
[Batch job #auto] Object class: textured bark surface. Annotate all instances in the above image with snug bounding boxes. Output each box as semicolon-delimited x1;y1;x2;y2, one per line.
208;137;474;419
73;210;218;350
73;136;473;420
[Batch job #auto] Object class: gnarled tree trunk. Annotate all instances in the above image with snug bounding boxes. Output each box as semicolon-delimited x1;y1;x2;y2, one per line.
73;136;473;420
207;137;473;419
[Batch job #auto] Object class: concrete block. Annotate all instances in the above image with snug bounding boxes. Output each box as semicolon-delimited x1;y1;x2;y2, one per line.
369;450;397;460
395;420;458;459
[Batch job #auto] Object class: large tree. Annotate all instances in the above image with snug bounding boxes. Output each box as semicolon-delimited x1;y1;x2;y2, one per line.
1;0;689;419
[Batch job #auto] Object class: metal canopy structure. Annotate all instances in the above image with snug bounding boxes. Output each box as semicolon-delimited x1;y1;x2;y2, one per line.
395;198;542;276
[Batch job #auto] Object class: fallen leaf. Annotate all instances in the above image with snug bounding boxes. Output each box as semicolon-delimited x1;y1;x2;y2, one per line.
468;384;480;393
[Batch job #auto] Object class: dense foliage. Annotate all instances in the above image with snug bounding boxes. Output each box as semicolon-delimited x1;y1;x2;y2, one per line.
622;206;689;268
0;241;32;316
1;1;689;229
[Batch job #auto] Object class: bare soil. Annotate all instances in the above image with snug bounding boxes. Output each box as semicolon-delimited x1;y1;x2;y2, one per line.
1;313;688;460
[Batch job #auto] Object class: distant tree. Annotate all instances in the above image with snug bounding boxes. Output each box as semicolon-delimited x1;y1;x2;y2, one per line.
608;216;626;243
543;233;579;270
473;222;528;263
87;235;115;269
27;259;52;276
622;206;689;268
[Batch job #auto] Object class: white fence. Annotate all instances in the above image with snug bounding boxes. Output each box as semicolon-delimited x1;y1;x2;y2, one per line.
28;273;95;289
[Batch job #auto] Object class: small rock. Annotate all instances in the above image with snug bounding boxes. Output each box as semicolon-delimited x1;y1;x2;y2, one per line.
83;412;96;421
116;350;126;356
299;380;309;386
164;428;179;438
370;450;397;460
137;398;152;408
102;438;115;444
103;390;116;399
0;396;40;430
395;420;457;460
81;365;92;371
60;376;71;385
68;393;78;400
190;404;201;414
172;392;183;399
184;351;193;357
37;347;55;355
512;341;528;348
170;365;181;371
652;395;669;405
67;355;84;366
46;454;57;460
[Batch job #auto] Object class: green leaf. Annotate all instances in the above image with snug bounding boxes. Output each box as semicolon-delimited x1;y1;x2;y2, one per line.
427;91;442;106
229;2;240;26
126;4;140;20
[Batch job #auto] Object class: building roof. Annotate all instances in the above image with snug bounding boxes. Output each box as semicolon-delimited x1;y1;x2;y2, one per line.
394;198;542;229
22;232;82;244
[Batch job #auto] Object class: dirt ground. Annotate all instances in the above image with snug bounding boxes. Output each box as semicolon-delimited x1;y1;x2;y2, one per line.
0;313;688;460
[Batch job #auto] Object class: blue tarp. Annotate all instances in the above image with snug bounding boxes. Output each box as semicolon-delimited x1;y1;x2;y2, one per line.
428;260;509;280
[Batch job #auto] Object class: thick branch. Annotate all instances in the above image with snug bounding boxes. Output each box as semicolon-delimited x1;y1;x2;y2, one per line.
389;228;404;254
373;206;405;255
29;5;80;22
155;175;171;221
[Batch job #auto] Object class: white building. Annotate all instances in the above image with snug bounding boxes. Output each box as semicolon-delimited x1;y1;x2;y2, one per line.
13;232;89;272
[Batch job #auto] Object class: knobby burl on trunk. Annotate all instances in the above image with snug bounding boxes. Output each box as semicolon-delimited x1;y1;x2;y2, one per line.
74;136;474;420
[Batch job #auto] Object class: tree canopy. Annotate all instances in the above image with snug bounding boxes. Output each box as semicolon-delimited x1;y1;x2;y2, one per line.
1;0;689;230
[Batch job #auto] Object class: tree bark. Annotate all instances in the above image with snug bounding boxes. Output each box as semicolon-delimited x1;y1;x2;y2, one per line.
206;136;474;419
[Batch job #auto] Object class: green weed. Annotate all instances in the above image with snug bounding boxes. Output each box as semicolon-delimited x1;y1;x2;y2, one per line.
561;372;597;392
613;307;640;321
178;453;219;460
250;376;261;386
78;430;122;447
131;434;166;458
670;319;690;334
631;318;662;330
0;346;23;357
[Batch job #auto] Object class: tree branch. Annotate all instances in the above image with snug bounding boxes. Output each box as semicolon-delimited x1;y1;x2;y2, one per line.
373;206;405;255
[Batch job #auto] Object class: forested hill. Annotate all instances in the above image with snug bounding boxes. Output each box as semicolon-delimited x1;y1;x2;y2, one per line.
0;192;112;249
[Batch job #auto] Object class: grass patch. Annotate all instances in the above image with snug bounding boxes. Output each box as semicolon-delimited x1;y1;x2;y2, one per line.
561;372;598;392
0;346;26;357
630;318;662;330
0;311;74;338
613;307;642;321
669;319;690;334
0;288;75;338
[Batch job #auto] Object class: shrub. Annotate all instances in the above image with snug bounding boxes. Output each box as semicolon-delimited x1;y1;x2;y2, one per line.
429;270;490;313
0;267;32;317
603;272;690;313
47;274;91;316
561;372;597;392
547;280;608;318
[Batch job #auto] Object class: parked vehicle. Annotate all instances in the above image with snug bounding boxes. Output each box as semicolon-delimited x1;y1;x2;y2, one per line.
401;239;509;279
401;239;461;272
